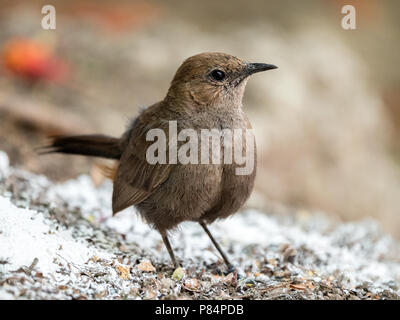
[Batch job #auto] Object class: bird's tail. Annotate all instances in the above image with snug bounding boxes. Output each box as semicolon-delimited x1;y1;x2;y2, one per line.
39;134;122;160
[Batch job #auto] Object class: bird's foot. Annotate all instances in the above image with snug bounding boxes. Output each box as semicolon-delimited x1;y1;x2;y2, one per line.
225;264;236;275
222;264;242;280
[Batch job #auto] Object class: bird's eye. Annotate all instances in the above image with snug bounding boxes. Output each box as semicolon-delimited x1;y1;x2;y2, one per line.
210;69;226;81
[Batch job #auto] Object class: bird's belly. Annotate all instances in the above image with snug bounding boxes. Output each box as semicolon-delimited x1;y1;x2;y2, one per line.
136;163;223;231
200;165;256;223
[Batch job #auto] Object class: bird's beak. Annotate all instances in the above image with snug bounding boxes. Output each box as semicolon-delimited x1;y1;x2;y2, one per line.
245;63;278;76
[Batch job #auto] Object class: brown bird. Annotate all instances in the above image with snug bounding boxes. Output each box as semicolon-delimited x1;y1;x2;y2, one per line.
42;52;277;270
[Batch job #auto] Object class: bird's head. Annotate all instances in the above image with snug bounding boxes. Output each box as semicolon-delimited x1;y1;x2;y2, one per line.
166;52;277;108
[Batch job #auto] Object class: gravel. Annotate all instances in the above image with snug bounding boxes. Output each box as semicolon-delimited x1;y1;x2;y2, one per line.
0;151;399;300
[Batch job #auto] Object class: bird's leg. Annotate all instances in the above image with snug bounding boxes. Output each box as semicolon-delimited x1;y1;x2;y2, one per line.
160;232;180;269
199;221;235;273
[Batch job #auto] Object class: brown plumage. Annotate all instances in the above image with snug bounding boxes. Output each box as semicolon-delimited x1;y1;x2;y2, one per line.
42;52;277;270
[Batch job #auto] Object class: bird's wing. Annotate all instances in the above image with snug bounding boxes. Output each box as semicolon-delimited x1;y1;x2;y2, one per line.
112;118;172;215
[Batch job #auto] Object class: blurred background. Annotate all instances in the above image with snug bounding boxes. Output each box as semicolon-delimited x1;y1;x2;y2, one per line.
0;0;399;237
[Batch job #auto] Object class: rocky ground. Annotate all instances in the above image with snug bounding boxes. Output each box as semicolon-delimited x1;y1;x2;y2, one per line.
0;150;399;300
